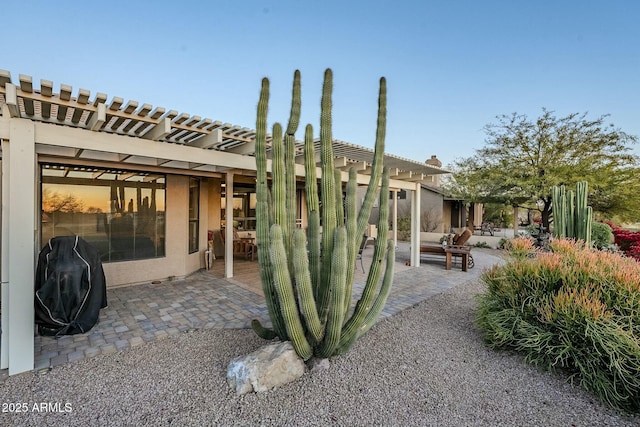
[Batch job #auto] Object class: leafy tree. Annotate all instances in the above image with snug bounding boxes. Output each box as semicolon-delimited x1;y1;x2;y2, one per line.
447;109;640;229
42;189;83;213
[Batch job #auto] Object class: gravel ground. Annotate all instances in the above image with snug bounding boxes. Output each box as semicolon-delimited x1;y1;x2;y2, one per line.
1;279;639;427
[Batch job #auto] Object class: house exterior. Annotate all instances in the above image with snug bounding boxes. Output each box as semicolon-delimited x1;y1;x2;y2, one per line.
372;155;484;237
0;70;447;375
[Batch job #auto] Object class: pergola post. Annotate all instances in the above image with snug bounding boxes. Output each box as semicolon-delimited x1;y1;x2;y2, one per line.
224;172;234;278
410;183;421;266
2;116;36;375
391;189;398;247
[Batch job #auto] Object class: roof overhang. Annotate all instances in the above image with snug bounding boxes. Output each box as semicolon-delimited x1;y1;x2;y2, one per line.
0;69;446;187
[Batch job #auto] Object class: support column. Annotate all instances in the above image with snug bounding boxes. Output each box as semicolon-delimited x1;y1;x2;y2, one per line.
410;184;421;266
391;189;398;247
224;172;234;278
1;142;9;370
5;118;36;375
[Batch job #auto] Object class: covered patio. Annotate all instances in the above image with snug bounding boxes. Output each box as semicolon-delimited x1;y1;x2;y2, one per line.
26;244;500;373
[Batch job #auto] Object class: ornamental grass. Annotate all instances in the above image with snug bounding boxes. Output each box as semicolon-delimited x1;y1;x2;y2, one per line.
477;238;640;413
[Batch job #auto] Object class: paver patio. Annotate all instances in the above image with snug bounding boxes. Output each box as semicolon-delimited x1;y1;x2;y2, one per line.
28;243;502;372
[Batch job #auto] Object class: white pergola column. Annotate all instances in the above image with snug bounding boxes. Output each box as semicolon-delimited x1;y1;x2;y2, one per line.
224;171;234;278
410;183;421;266
1;139;9;370
3;118;36;375
391;189;398;247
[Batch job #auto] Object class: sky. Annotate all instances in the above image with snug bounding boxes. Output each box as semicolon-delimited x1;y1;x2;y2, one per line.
2;0;640;168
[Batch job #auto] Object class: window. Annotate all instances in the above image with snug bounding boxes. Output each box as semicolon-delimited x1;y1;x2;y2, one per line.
188;178;200;254
41;164;166;262
220;185;257;231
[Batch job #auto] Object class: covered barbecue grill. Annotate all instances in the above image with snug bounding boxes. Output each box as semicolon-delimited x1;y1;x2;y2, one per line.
35;235;107;336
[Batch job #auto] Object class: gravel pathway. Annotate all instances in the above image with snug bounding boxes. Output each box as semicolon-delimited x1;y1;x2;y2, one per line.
1;279;638;427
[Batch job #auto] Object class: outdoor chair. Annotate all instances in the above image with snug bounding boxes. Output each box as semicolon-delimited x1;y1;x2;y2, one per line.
480;222;495;236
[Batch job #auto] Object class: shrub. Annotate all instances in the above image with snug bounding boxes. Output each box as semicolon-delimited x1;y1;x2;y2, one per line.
473;241;490;248
610;225;640;261
397;217;411;241
590;221;614;250
477;239;640;413
497;237;509;249
502;236;536;260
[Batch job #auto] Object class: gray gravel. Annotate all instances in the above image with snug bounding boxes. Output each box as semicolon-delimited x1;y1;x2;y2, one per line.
1;279;639;427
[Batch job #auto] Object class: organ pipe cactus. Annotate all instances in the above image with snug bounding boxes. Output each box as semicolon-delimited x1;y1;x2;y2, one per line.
251;69;395;360
551;181;593;245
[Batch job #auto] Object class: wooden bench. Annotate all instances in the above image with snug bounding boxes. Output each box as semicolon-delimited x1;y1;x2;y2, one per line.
444;245;471;272
420;229;474;270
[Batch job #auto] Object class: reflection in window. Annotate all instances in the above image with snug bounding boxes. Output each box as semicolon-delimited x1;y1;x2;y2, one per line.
221;184;257;231
41;164;166;262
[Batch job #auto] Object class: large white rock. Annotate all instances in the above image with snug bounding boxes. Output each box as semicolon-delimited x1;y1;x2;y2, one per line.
226;341;306;395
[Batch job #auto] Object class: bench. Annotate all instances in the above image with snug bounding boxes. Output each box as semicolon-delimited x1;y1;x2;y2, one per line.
444;245;471;271
420;229;474;270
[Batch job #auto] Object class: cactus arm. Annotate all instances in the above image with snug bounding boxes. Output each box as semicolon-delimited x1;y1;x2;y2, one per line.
586;206;593;246
318;69;337;321
284;70;301;255
251;319;277;340
270;224;313;360
343;167;358;315
355;77;387;241
254;78;288;340
337;239;396;354
576;181;587;242
303;124;321;294
317;226;348;358
271;123;286;230
334;169;345;226
292;229;324;344
567;189;575;238
339;167;391;347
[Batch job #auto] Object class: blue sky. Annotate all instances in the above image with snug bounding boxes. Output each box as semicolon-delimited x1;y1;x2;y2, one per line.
3;1;639;167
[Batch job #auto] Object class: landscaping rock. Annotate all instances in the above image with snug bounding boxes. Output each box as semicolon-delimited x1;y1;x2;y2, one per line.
226;341;305;395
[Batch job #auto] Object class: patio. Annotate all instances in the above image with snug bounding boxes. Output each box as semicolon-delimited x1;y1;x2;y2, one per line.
29;243;502;372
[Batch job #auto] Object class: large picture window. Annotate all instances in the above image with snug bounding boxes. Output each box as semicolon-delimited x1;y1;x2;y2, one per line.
41;164;166;262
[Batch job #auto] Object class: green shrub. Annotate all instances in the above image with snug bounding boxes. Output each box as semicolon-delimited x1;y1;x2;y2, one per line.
497;237;509;249
477;239;640;413
397;217;411;241
473;241;490;248
591;221;614;250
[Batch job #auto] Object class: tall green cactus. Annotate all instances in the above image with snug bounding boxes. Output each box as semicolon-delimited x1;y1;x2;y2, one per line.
251;69;395;360
551;181;593;245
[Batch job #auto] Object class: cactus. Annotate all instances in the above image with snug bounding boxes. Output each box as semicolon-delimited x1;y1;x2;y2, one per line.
251;69;395;360
551;181;593;246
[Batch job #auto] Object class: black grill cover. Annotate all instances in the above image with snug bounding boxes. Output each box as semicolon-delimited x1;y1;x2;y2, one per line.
35;236;108;336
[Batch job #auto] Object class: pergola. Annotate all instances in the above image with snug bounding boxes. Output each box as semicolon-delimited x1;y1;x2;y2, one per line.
0;69;448;374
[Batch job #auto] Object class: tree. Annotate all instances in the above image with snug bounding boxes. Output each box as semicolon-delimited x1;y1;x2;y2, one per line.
447;109;640;229
42;189;83;213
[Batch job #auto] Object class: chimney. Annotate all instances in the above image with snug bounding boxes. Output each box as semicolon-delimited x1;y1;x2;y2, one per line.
425;155;442;187
425;155;442;168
